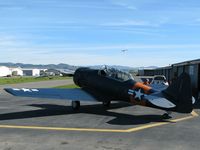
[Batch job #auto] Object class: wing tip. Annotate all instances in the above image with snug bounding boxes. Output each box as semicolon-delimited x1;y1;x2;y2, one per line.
4;88;15;95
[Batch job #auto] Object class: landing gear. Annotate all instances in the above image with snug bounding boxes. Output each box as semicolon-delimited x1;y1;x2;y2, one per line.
71;101;80;111
102;101;111;107
162;111;172;119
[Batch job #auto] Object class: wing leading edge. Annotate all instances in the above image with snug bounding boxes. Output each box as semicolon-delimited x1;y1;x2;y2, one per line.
4;88;98;102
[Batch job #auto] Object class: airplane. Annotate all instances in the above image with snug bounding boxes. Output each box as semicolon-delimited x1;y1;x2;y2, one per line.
4;66;195;119
121;49;128;53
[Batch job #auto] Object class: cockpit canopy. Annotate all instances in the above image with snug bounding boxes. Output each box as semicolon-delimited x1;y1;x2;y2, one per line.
98;66;134;81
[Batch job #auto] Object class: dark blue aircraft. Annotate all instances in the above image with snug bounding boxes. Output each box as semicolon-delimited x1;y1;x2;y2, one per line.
5;67;195;118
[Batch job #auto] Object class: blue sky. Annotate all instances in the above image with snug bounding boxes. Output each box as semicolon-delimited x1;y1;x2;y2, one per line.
0;0;200;67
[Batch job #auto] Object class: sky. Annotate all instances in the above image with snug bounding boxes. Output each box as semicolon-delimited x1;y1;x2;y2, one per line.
0;0;200;67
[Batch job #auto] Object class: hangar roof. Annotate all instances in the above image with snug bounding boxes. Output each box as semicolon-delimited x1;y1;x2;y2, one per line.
172;58;200;67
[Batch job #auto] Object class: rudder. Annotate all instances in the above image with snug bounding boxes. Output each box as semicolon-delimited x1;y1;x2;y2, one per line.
162;73;193;113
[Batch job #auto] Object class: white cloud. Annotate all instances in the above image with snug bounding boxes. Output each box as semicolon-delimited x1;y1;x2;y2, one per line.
188;18;200;26
110;0;137;10
0;35;28;47
0;34;200;67
37;43;200;51
102;18;169;28
102;20;151;26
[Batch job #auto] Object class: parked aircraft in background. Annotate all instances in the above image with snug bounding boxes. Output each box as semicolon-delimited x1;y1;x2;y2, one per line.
151;75;169;85
5;67;195;119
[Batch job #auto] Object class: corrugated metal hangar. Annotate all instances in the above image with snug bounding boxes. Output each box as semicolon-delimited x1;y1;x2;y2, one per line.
0;66;11;77
22;69;40;76
138;59;200;99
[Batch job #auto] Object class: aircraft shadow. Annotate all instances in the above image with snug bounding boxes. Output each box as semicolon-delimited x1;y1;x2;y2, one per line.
0;103;169;125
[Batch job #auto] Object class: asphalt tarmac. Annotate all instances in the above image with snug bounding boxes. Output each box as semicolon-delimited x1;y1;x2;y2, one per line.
0;79;200;150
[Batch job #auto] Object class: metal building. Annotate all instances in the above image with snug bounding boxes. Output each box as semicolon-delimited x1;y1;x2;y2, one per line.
0;66;12;77
10;67;23;76
171;59;200;97
22;69;40;76
138;68;155;76
138;59;200;98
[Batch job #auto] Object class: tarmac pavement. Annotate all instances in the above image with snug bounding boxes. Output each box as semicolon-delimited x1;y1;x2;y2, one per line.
0;79;199;150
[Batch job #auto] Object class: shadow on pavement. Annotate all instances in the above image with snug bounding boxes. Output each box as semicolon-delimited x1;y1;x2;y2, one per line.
0;102;169;125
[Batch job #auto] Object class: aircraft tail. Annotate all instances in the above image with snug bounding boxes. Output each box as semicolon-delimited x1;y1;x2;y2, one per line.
162;73;193;113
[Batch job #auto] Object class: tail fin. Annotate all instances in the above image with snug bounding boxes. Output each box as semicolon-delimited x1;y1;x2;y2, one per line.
162;73;193;113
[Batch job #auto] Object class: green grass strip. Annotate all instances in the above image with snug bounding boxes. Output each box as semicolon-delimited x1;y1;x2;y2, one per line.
54;84;79;89
0;76;72;85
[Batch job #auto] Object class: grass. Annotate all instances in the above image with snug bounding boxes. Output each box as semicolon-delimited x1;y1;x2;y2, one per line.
0;76;72;85
54;84;79;89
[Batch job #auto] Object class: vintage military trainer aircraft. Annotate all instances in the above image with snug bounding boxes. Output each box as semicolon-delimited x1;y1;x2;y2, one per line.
4;67;195;119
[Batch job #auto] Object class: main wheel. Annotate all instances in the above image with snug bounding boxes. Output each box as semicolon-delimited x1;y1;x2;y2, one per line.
162;113;171;119
71;101;80;110
102;101;111;107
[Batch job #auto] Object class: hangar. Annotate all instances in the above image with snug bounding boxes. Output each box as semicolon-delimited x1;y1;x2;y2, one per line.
138;59;200;99
0;66;11;77
22;69;40;76
10;67;23;76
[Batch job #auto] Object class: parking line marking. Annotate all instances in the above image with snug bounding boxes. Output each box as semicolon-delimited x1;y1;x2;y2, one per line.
0;111;198;133
126;111;199;132
126;122;169;132
0;125;128;133
191;110;199;117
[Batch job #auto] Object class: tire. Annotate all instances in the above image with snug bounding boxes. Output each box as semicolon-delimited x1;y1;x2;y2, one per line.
162;113;171;119
71;101;80;111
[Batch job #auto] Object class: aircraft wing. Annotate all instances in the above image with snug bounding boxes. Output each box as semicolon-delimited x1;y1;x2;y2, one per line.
4;88;98;102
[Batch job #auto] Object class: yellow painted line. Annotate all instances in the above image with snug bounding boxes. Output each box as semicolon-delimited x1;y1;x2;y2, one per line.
191;110;199;117
170;116;194;122
169;111;199;123
126;122;169;132
127;111;199;132
0;125;128;133
0;111;198;133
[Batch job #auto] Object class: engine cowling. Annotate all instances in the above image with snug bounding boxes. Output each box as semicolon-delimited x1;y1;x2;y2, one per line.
73;67;94;87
